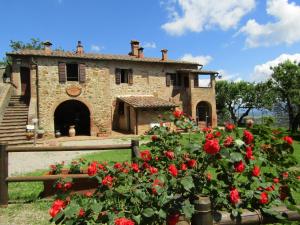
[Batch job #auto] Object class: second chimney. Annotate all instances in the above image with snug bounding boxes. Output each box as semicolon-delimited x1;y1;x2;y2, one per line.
76;41;84;54
43;41;52;54
161;49;168;61
130;40;140;57
138;47;144;58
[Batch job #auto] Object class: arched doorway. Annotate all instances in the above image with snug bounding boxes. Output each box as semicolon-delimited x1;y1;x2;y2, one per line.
54;100;90;136
196;101;212;127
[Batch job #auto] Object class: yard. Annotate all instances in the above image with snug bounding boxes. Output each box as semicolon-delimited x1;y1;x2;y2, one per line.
0;132;299;225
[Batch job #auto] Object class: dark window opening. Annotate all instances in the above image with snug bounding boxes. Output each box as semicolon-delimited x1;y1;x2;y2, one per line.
167;73;181;86
184;76;189;88
66;64;79;81
121;69;129;83
118;102;125;115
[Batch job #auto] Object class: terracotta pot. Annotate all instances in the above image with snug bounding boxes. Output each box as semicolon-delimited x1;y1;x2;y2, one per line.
69;125;76;137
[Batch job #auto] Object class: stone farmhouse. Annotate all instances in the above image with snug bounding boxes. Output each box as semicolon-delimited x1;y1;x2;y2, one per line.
0;40;218;144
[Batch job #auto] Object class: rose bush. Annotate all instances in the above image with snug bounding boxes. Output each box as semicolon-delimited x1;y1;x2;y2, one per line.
49;111;300;224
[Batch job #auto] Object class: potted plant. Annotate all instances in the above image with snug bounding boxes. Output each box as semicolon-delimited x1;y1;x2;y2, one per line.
25;131;34;140
36;127;45;138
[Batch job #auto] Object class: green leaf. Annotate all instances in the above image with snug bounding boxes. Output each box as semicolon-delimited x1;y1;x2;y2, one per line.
91;202;102;214
143;208;155;217
180;176;195;191
132;215;141;224
64;205;79;218
182;199;194;219
230;152;243;162
158;209;167;219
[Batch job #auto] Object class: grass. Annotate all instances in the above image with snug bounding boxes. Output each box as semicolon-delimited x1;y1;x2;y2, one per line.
1;133;300;225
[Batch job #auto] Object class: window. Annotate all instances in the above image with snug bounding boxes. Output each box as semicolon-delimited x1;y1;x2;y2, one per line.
118;102;125;115
198;75;212;87
66;64;79;81
184;76;189;88
115;68;133;85
166;73;181;86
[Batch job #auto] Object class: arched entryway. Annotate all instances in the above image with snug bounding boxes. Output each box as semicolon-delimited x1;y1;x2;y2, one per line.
54;100;90;136
196;101;212;127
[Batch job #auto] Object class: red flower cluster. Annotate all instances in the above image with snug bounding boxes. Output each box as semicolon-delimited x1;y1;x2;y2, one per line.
283;136;293;145
234;160;245;173
225;123;235;132
151;135;158;141
131;163;139;172
187;159;197;168
252;166;260;177
148;166;158;174
173;109;183;119
165;151;175;160
168;164;178;177
202;127;212;133
205;133;214;140
243;130;254;145
245;146;254;160
140;150;152;161
259;192;268;204
230;188;240;204
78;208;85;218
152;179;163;194
181;163;187;171
273;178;280;184
102;175;114;187
87;162;98;176
49;199;66;218
214;131;221;137
204;139;220;155
115;217;135;225
223;136;234;147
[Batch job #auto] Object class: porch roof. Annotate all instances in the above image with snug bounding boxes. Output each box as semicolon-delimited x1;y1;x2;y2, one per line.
118;96;176;109
177;68;219;75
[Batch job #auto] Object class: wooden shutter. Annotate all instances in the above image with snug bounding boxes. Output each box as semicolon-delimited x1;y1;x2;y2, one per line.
166;74;171;86
128;69;133;85
79;63;86;83
115;68;121;85
58;62;66;83
177;74;181;86
194;74;199;87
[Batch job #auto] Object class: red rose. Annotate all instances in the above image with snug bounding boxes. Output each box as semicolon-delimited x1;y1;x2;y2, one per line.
202;127;212;133
102;175;114;187
165;151;175;160
259;192;268;204
214;131;221;137
148;166;158;174
84;191;93;197
64;182;72;190
223;136;234;147
243;130;254;145
252;166;260;177
168;164;178;177
245;146;254;160
152;179;163;194
131;163;139;172
206;173;212;181
142;162;150;169
78;208;85;218
230;188;240;204
282;172;289;179
140;150;152;161
225;123;235;132
205;133;214;140
283;136;293;145
167;213;180;225
55;182;63;190
115;217;135;225
234;160;245;173
273;178;280;183
49;199;66;218
181;163;187;171
187;159;197;168
87;162;98;176
204;139;220;155
114;162;123;170
265;185;275;192
151;135;158;141
173;109;183;119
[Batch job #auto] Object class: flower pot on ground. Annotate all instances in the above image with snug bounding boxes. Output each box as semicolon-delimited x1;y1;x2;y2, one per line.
36;128;45;138
69;125;76;137
25;131;34;140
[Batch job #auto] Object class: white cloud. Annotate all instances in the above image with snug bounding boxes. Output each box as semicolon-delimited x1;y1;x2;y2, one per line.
251;53;300;81
161;0;256;36
218;69;242;82
90;44;103;52
239;0;300;47
180;54;212;66
143;42;157;49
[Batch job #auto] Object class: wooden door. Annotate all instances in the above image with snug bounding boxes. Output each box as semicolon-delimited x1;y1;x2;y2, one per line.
127;106;131;132
20;67;30;100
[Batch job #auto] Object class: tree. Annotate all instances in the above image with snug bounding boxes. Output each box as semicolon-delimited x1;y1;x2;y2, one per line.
268;60;300;132
9;38;43;51
216;80;273;125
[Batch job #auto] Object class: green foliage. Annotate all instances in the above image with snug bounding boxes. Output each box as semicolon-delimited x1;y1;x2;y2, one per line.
10;38;43;51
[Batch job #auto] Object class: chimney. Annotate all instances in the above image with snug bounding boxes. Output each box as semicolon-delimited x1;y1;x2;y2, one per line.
43;41;52;54
161;49;168;61
130;40;139;57
76;41;84;54
138;47;144;58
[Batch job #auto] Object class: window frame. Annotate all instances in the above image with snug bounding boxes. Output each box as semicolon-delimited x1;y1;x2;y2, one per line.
66;63;79;81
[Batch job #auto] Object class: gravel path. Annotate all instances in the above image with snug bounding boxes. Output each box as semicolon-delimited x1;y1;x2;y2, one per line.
8;138;132;176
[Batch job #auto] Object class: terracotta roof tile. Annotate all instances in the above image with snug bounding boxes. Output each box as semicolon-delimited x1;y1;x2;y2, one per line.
118;96;176;108
6;49;200;66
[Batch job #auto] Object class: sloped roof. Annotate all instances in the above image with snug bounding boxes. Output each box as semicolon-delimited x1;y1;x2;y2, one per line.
177;68;219;74
7;50;200;66
118;96;176;108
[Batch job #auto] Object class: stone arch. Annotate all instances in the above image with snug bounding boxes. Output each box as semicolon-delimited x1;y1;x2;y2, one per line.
54;99;91;136
196;101;212;127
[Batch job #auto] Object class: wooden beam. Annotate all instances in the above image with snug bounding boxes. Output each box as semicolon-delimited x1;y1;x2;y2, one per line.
0;143;8;207
6;174;91;182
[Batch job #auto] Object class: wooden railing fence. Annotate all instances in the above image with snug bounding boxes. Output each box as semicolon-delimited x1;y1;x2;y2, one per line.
0;140;299;225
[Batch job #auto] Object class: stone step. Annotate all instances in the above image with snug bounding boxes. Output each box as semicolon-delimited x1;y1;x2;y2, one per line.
5;110;29;113
0;128;26;134
3;116;28;120
2;118;27;123
1;139;34;146
0;132;26;138
0;125;26;130
0;136;28;142
1;122;27;126
3;113;28;117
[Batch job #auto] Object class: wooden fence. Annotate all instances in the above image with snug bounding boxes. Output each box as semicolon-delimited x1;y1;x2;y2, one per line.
0;140;299;224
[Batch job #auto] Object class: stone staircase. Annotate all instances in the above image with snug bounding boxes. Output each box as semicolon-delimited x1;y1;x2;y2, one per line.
0;96;33;146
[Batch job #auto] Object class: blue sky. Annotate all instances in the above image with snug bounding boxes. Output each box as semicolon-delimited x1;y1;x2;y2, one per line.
1;0;300;81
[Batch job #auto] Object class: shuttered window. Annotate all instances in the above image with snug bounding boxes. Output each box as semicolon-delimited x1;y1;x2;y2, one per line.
128;69;133;85
115;68;133;84
58;62;66;83
166;74;171;86
79;63;86;83
115;68;121;84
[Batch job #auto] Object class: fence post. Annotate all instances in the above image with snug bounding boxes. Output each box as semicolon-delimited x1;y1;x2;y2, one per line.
0;143;8;207
192;195;213;225
131;139;140;160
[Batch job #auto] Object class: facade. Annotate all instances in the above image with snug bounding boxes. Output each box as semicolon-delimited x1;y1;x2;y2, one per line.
6;41;218;137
